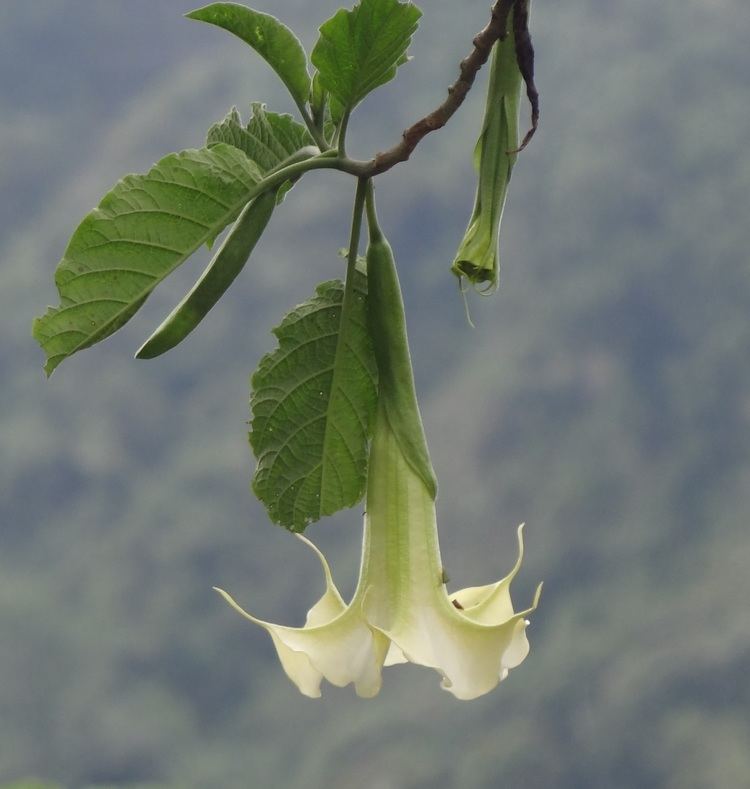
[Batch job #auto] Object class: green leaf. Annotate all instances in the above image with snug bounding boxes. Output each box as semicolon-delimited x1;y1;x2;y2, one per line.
207;103;314;174
250;272;378;531
33;144;263;375
187;3;311;110
311;0;422;112
207;104;315;212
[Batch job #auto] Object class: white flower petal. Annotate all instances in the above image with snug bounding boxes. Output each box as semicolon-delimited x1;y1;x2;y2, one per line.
267;630;326;698
384;602;533;700
451;524;526;624
295;534;348;627
501;617;532;670
214;586;386;698
384;642;408;666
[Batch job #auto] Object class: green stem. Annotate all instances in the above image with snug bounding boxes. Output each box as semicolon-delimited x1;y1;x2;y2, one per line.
247;149;379;199
296;100;329;151
364;181;380;242
337;110;351;157
321;177;368;501
247;150;428;187
344;177;369;288
247;153;340;199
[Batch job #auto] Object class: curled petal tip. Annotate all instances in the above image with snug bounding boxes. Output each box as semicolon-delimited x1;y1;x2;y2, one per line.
294;532;340;594
213;586;259;624
532;581;543;609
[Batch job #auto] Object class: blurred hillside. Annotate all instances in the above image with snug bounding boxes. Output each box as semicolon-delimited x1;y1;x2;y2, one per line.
1;0;749;787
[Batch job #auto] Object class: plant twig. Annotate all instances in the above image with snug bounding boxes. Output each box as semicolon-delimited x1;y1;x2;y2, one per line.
510;0;538;153
364;0;527;176
260;1;538;182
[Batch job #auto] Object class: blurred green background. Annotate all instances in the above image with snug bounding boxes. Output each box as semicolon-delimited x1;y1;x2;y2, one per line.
1;0;749;787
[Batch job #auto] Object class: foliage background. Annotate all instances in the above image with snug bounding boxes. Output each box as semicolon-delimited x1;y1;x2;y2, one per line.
1;0;749;787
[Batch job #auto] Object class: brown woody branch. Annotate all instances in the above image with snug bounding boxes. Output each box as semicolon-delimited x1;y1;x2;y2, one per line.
511;0;538;153
360;0;529;177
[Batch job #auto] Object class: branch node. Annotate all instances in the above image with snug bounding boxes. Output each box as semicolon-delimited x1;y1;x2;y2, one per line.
363;0;537;177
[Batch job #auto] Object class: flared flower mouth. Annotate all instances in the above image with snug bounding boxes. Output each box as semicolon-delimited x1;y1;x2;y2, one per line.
215;535;387;699
215;405;541;700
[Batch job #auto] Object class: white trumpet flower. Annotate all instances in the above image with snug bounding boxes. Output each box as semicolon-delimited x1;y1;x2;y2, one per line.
215;406;541;701
216;190;541;700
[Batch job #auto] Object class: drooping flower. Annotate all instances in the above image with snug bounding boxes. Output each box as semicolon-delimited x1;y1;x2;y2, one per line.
217;399;540;699
451;12;523;292
215;190;541;699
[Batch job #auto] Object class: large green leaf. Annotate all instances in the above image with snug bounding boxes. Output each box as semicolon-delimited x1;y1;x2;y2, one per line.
311;0;421;113
250;272;378;531
207;103;313;173
33;144;263;375
187;3;311;110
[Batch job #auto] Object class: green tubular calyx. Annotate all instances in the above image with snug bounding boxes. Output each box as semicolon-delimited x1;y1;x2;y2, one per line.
136;145;320;359
364;186;437;499
450;10;523;293
135;190;275;359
